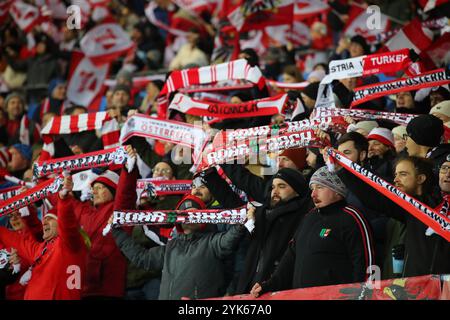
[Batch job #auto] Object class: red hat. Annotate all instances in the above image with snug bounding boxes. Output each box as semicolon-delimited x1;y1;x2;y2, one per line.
43;208;58;220
91;170;119;189
279;148;307;170
175;195;207;233
176;194;206;210
367;127;395;149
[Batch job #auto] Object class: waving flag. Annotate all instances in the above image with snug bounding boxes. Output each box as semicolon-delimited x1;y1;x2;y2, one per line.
294;0;329;21
227;0;295;32
344;4;390;38
384;18;434;55
67;51;109;110
80;23;134;66
9;1;42;33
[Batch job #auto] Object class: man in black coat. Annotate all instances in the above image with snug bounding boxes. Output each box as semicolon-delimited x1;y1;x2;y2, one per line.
250;167;375;297
232;167;313;294
337;155;450;277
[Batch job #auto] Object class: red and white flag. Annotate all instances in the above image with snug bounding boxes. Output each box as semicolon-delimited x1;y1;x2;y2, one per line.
418;0;450;12
227;0;295;32
67;51;109;110
420;33;450;70
384;18;434;55
80;23;134;66
9;1;42;33
344;4;390;38
294;0;329;21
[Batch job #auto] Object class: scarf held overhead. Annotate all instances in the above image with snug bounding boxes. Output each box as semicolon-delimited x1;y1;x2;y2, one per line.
327;148;450;242
33;146;133;178
0;176;64;217
136;179;192;197
168;93;288;119
213;117;348;148
120;113;208;164
112;206;247;226
158;59;266;118
315;49;414;109
203;129;329;169
312;107;417;126
39;111;120;161
351;68;450;107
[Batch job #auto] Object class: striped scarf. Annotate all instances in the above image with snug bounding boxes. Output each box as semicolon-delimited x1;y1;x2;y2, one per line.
39;112;120;161
327;148;450;242
168;93;288;119
158;59;266;118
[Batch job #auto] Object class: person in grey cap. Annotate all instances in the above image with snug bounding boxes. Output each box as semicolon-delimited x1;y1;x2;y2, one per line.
251;166;375;297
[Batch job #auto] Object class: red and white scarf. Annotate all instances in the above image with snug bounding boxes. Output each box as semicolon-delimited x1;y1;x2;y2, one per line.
168;93;287;119
158;59;266;118
214;117;347;147
120;114;208;164
312;107;417;126
112;206;247;226
39;111;120;161
136;179;192;198
0;175;64;217
161;59;265;96
0;186;20;202
202;129;329;170
351;68;450;108
327;148;450;242
33;146;133;179
316;49;414;109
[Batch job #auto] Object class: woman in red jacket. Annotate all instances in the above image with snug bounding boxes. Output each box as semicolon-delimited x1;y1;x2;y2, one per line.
0;180;87;300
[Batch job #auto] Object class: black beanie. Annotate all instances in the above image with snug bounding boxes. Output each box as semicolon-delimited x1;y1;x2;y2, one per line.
273;168;308;196
302;82;320;100
350;35;370;54
406;114;444;147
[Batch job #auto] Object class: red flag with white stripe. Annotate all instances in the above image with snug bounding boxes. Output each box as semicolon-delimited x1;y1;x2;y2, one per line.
384;18;434;55
67;51;109;111
294;0;329;21
344;4;390;38
9;1;42;33
80;23;134;66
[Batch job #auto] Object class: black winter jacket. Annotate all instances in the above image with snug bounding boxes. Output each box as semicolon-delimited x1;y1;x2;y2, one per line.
261;200;375;293
236;196;313;293
338;168;450;277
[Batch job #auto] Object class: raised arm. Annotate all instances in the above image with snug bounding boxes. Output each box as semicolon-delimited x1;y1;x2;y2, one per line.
220;164;268;203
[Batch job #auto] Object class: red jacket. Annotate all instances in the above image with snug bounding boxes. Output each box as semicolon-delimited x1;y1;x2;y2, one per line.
5;207;43;300
0;199;87;300
71;167;137;298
